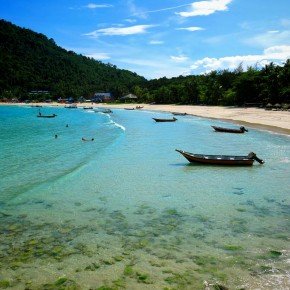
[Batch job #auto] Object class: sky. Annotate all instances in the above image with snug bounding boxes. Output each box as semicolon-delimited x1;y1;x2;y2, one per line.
1;0;290;79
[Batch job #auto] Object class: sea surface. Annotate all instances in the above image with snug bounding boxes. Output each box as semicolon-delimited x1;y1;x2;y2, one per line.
0;105;289;289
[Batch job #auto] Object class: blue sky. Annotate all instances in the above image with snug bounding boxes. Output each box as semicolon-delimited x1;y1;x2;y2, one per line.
1;0;290;79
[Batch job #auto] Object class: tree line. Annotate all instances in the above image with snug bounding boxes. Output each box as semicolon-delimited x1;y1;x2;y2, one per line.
133;61;290;106
0;19;289;106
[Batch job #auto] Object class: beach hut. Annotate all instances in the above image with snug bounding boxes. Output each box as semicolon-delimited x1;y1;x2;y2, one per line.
93;92;113;103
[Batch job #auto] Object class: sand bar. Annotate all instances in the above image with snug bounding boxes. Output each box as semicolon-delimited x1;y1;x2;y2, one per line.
2;102;290;135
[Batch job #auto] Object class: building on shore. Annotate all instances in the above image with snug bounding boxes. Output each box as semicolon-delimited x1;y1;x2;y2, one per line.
120;93;138;102
93;92;113;103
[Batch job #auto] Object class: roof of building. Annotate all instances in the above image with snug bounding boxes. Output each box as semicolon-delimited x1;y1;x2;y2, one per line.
121;93;138;99
94;92;112;97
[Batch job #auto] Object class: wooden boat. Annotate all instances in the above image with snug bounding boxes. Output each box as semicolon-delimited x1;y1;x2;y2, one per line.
175;149;264;165
94;108;112;113
153;117;177;122
82;137;94;141
102;108;112;113
37;113;57;118
212;125;248;133
172;112;187;116
65;105;77;109
136;106;143;109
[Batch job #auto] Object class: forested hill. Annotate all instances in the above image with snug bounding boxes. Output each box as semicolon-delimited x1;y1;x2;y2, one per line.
0;19;146;99
0;19;289;106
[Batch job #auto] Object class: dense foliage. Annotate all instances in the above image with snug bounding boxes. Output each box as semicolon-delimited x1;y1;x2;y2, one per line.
134;61;290;106
0;19;146;100
0;19;289;105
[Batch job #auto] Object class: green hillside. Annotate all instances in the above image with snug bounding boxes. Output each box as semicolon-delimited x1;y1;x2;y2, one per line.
0;19;289;106
0;19;146;100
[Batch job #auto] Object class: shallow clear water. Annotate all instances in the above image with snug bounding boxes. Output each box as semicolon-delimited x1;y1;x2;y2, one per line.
0;105;289;289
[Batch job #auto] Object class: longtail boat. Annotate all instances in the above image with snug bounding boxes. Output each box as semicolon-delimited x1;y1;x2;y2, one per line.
37;113;57;118
82;137;94;141
124;108;135;110
172;112;187;116
212;125;248;133
102;108;112;113
153;117;177;122
94;108;112;113
175;149;264;166
83;107;93;110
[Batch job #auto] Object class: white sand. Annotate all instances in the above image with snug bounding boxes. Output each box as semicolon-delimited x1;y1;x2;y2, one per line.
2;102;290;134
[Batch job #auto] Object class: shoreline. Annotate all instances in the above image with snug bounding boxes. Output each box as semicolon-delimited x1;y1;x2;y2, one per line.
1;102;290;135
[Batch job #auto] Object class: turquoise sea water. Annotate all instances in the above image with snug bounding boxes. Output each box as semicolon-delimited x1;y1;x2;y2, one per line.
0;105;289;289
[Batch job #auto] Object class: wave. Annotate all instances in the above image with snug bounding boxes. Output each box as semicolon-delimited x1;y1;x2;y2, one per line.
104;117;126;131
113;122;126;131
106;120;126;131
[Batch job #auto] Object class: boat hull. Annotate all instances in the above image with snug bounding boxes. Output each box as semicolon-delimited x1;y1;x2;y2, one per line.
212;126;246;133
172;112;187;116
37;115;57;118
176;150;255;166
153;118;177;122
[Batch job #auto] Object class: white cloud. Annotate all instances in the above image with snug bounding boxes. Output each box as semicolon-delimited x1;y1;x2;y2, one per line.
149;40;164;45
244;30;290;48
84;25;154;37
177;26;205;32
171;55;189;62
176;0;232;17
125;18;137;23
127;0;148;19
84;3;113;9
190;45;290;73
86;53;111;60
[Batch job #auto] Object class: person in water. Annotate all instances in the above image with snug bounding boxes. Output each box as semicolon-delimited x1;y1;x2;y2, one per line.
66;124;69;127
55;134;58;139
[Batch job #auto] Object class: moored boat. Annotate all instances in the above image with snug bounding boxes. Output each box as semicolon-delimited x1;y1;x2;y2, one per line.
83;107;93;110
65;104;77;109
82;137;94;141
172;112;187;116
37;113;57;118
124;108;135;110
175;149;264;165
94;108;112;113
212;125;248;133
153;117;177;122
136;106;143;109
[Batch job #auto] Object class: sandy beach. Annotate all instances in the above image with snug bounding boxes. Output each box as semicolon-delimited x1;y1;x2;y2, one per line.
2;102;290;135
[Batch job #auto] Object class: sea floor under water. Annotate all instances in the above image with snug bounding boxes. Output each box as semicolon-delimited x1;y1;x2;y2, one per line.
0;106;289;289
